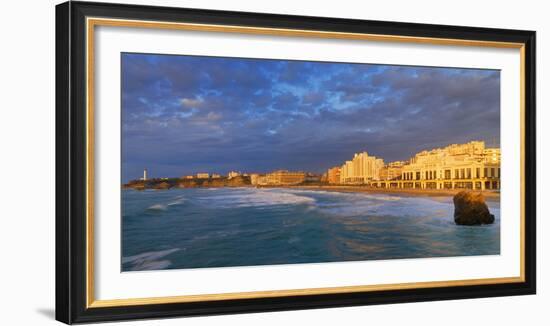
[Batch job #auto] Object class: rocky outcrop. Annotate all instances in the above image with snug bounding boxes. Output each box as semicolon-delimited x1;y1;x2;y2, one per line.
223;176;250;187
124;176;252;190
178;180;198;188
123;180;146;190
177;176;251;188
453;191;495;225
153;181;172;190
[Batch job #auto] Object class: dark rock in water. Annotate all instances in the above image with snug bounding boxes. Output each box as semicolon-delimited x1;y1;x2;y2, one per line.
453;191;495;225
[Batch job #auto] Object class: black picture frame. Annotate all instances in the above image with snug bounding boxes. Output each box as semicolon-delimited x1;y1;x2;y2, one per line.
56;1;536;324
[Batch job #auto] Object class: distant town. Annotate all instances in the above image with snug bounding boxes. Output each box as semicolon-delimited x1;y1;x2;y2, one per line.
124;140;501;192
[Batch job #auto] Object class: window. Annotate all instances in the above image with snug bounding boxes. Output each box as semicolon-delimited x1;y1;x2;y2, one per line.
476;167;480;178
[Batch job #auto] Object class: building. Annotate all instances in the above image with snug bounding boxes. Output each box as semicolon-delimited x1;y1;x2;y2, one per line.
228;171;241;179
211;173;221;179
140;168;148;181
484;147;500;164
196;173;209;179
255;175;268;185
250;173;260;185
257;170;306;185
370;141;500;190
327;166;341;184
183;175;194;179
379;161;406;181
339;152;384;184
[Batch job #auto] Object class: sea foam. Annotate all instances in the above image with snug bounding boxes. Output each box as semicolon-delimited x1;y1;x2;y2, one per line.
200;188;315;208
147;195;186;211
122;248;180;271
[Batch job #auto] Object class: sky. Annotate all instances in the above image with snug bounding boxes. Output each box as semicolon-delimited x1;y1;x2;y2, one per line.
121;53;500;182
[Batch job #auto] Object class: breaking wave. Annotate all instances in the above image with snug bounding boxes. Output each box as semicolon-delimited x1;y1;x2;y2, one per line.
284;189;402;202
147;204;168;211
122;248;180;271
167;195;186;206
147;195;186;211
200;189;315;208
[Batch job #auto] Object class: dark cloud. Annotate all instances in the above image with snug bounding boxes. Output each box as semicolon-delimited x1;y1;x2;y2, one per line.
122;53;500;182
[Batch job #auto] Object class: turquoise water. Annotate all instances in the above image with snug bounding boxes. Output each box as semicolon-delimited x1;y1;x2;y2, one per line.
122;188;500;271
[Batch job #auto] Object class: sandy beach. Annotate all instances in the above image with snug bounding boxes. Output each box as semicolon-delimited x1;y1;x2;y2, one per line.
260;185;501;202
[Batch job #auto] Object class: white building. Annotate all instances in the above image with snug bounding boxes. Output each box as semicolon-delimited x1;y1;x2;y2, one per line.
340;152;384;184
141;169;147;181
228;171;241;179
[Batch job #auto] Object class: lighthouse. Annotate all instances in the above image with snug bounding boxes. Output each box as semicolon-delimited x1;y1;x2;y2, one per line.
142;168;147;181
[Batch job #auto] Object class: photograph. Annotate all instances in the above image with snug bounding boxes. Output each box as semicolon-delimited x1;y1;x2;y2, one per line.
51;1;538;324
121;53;502;271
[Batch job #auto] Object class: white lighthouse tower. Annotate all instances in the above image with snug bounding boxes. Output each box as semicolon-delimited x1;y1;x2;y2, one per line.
142;168;147;181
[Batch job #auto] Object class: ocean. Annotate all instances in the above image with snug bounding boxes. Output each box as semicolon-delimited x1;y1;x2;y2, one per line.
121;187;500;271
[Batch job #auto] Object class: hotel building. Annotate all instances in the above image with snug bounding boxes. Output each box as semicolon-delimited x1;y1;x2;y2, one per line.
266;170;306;185
379;161;406;181
254;170;306;186
339;152;384;184
327;166;341;184
371;141;500;190
328;141;500;191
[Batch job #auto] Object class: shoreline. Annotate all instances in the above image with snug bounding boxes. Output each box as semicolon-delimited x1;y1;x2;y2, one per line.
125;184;500;202
258;185;501;201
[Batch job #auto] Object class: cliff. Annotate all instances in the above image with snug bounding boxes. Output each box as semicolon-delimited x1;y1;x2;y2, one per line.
123;176;251;190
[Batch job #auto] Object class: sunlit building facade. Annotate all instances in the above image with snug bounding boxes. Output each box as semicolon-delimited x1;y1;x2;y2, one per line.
330;141;500;190
228;171;241;179
379;161;406;181
253;170;306;186
339;152;384;184
250;173;260;185
265;170;306;185
327;166;341;184
371;141;500;190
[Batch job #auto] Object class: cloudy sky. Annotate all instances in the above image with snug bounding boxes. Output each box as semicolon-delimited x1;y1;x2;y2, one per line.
121;53;500;182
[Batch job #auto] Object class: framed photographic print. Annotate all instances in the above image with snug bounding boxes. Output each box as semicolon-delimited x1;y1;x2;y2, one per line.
56;1;536;324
